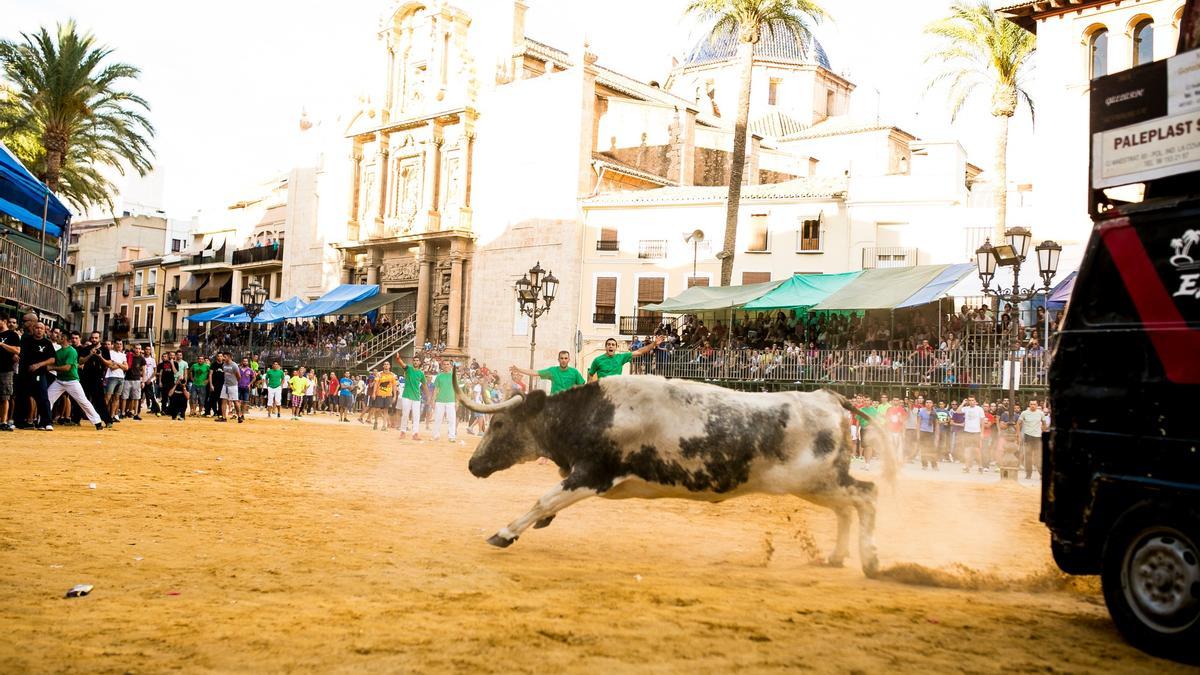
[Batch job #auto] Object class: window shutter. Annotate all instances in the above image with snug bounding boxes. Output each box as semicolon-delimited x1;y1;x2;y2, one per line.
595;277;617;309
749;214;769;251
637;277;665;303
687;276;710;288
742;272;771;285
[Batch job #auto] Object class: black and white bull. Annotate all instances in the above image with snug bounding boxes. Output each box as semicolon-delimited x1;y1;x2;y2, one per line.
455;371;896;576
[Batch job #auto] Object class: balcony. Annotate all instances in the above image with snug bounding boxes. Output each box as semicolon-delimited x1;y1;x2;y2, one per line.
592;311;616;325
595;240;619;252
133;286;142;297
165;289;180;307
862;247;917;269
619;314;661;336
131;328;149;340
145;284;156;296
232;242;285;266
161;329;176;343
637;240;667;259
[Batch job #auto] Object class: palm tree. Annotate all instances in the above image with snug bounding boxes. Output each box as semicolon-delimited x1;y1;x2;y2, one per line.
0;21;154;211
925;1;1034;241
685;0;827;286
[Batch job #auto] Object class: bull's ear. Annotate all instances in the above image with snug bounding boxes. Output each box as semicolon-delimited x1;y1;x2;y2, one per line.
523;390;547;415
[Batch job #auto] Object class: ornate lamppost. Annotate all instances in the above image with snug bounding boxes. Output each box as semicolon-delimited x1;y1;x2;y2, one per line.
515;261;559;390
974;227;1062;479
240;281;269;357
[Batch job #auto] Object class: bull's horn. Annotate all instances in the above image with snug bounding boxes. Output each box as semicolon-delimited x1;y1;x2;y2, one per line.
454;367;524;414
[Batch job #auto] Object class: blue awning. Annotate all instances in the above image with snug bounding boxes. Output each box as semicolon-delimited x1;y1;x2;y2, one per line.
0;142;70;237
216;296;308;324
290;284;379;318
895;263;976;308
185;305;245;323
1048;271;1077;303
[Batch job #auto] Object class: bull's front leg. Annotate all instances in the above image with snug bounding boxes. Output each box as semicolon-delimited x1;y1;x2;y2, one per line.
486;482;598;548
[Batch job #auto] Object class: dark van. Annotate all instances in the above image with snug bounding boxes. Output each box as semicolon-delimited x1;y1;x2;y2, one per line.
1045;35;1200;662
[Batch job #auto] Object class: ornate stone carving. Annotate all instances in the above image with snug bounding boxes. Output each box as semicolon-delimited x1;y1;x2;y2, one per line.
380;260;419;283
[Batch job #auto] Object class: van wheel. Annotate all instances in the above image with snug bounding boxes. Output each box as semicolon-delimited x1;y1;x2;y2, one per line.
1102;509;1200;664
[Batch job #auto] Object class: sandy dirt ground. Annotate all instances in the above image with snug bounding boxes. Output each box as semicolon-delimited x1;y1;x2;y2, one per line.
0;413;1189;673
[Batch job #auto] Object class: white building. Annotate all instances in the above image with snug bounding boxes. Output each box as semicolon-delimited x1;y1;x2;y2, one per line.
1001;0;1189;252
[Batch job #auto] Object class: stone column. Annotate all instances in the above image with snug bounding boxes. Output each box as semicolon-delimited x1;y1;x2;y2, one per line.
375;146;389;234
348;143;363;240
422;123;442;232
415;241;433;346
445;242;465;355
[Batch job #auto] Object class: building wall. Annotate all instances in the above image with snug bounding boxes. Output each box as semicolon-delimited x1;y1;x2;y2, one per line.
1026;0;1186;251
467;63;587;371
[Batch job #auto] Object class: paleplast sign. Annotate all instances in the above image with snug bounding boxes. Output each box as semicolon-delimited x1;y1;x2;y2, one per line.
1091;48;1200;188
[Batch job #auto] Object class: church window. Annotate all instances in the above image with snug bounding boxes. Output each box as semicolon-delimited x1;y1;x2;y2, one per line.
594;277;617;324
768;78;782;105
748;214;769;252
798;219;821;252
1133;19;1153;66
1088;28;1108;79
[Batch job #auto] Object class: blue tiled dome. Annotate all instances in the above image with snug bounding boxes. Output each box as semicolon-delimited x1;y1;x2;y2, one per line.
683;23;830;70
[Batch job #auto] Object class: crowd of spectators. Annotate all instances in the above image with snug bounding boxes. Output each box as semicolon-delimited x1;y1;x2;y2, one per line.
183;314;416;367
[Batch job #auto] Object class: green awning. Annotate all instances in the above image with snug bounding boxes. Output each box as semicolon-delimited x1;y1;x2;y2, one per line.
812;265;952;311
338;292;411;316
640;278;785;313
742;271;862;310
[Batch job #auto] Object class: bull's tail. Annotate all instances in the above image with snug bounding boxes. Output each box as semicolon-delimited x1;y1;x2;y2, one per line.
826;390;899;489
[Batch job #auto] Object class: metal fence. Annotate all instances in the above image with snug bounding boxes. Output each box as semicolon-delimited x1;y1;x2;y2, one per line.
0;238;68;319
628;347;1049;389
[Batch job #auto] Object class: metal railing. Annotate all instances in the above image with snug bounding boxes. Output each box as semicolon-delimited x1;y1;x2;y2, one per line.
593;312;616;325
862;247;917;269
145;284;156;296
161;329;176;343
165;290;180;307
354;312;418;370
637;240;667;259
629;347;1049;389
595;240;619;252
0;238;69;319
620;314;662;336
232;243;285;266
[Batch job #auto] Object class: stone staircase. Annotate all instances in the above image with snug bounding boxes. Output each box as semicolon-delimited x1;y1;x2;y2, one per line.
354;312;417;371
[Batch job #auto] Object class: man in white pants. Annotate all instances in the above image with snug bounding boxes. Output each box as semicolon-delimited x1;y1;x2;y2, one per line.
430;360;457;442
395;353;426;440
47;332;103;430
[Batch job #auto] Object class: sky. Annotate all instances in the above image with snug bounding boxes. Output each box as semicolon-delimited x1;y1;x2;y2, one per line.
5;0;1034;217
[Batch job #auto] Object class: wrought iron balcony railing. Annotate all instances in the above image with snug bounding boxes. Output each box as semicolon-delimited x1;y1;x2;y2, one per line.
232;242;285;266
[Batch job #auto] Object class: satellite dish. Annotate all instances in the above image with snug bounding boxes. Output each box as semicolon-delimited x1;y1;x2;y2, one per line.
684;229;705;243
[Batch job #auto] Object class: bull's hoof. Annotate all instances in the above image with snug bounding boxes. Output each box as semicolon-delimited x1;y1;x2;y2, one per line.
824;555;846;568
862;557;880;578
533;515;556;529
486;533;517;548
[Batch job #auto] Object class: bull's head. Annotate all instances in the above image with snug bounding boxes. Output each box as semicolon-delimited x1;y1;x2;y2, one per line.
455;369;546;478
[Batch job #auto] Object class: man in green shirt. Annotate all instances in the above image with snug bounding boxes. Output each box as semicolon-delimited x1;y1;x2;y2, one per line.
264;361;285;418
189;357;211;417
431;361;459;442
46;331;103;429
511;350;585;395
588;335;663;382
395;353;426;439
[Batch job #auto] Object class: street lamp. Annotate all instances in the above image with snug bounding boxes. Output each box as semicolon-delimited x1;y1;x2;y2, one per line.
240;281;269;357
515;261;558;390
973;227;1060;480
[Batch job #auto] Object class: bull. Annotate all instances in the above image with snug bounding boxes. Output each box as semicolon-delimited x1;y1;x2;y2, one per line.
455;371;896;576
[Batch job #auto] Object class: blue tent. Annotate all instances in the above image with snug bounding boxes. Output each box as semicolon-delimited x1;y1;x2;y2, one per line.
185;305;245;323
216;296;308;324
290;284;379;318
0;142;70;238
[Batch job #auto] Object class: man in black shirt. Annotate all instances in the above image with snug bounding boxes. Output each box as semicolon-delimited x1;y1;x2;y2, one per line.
206;352;224;417
158;352;177;418
122;344;146;421
73;331;113;427
18;321;56;430
0;316;20;430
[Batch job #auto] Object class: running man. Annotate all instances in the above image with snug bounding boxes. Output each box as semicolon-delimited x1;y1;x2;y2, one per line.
587;335;663;381
288;367;309;420
394;353;426;439
370;361;398;431
264;361;285;418
510;350;584;395
430;361;458;442
46;331;104;430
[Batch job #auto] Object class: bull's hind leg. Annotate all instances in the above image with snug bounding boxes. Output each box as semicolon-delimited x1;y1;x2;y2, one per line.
799;478;880;577
487;482;597;548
